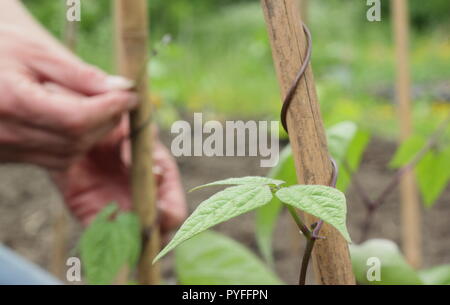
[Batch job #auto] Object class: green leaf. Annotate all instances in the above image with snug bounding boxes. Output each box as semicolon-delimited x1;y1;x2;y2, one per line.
255;198;283;265
350;239;423;285
154;183;273;263
255;145;295;264
266;145;297;185
419;264;450;285
327;121;370;192
389;135;426;168
175;231;283;285
254;122;369;264
337;130;370;192
115;212;141;267
190;176;285;192
327;121;359;162
79;204;141;285
416;146;450;207
389;135;450;207
275;185;351;242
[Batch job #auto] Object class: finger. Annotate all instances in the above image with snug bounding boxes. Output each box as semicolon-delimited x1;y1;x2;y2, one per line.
154;143;187;232
65;123;120;158
43;81;84;98
62;91;138;135
96;115;129;150
159;201;187;234
121;137;132;167
52;158;131;226
43;82;125;153
11;74;138;135
44;83;132;149
0;119;74;155
24;47;134;96
13;151;74;171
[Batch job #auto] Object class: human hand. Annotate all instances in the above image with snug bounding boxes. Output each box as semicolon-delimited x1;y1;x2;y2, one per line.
52;120;187;234
152;138;188;233
0;25;137;170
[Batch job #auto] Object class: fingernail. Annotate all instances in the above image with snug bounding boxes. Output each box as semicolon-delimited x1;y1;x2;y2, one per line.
105;75;135;90
153;165;163;176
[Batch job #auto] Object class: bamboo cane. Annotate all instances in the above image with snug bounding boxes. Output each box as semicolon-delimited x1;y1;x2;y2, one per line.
50;198;68;279
50;12;78;279
64;15;77;51
114;0;160;284
261;0;355;284
289;0;310;260
299;0;309;25
391;0;422;268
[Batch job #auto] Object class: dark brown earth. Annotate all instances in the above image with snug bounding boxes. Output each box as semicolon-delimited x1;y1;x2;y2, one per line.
0;135;449;284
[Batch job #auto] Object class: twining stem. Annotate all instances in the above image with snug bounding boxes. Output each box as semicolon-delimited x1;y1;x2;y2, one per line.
299;238;315;285
262;0;355;285
359;206;376;242
343;162;372;208
346;114;450;242
286;205;324;285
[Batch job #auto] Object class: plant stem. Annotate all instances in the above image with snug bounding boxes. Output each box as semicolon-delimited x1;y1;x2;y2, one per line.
312;220;324;238
352;114;450;241
286;205;325;285
299;238;315;285
262;0;355;285
343;161;374;208
287;205;311;239
359;207;375;242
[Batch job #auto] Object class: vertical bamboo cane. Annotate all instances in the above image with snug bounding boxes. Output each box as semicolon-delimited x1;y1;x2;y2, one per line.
50;10;78;279
261;0;355;284
50;197;68;279
392;0;422;268
299;0;309;25
289;0;309;259
64;15;77;51
114;0;160;284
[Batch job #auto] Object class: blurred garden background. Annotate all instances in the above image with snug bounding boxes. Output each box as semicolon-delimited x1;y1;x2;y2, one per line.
0;0;448;284
24;0;450;137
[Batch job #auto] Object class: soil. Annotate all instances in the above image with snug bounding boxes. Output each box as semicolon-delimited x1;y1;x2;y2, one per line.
0;135;449;284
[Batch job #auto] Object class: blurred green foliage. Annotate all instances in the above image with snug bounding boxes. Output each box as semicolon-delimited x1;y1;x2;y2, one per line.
23;0;450;138
380;0;450;30
175;230;283;285
390;132;450;207
78;204;141;285
350;239;423;285
351;239;450;285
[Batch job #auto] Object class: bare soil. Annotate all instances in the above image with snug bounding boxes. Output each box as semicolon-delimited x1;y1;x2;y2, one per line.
0;136;449;284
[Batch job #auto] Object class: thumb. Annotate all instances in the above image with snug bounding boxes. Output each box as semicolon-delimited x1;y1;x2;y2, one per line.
26;49;134;95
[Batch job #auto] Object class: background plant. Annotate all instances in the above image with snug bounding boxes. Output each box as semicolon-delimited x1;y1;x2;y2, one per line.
20;0;450;285
352;239;450;285
24;0;450;136
78;121;358;284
